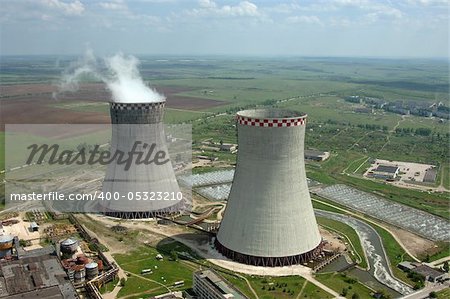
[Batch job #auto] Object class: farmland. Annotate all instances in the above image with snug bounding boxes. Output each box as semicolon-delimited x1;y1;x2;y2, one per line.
0;55;448;298
1;56;449;216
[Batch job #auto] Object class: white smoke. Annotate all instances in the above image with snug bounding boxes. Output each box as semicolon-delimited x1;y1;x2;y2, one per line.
56;50;165;103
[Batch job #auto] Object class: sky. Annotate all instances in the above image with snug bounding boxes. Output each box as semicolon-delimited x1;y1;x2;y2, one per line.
0;0;448;58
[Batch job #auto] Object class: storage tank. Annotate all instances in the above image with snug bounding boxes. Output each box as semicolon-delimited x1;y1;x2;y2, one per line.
0;235;14;250
0;235;14;258
74;266;85;283
85;262;99;280
215;109;323;267
60;238;78;253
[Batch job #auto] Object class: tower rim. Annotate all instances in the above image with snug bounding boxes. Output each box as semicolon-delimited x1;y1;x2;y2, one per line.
237;109;307;120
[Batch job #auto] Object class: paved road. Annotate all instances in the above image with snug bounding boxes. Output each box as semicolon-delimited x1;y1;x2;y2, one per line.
427;256;450;267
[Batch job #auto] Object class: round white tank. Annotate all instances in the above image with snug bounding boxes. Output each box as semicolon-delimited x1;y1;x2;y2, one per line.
60;238;78;253
0;235;14;250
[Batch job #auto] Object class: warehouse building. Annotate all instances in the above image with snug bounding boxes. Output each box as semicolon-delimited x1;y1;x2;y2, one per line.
304;150;330;162
368;164;400;180
423;168;437;183
412;265;447;283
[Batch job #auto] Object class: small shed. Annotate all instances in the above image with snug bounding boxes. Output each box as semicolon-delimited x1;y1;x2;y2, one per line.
30;222;39;232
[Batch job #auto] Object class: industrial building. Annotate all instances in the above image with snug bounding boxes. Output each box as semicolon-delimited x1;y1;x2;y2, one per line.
368;164;400;180
29;222;39;232
216;109;322;267
0;246;77;299
398;262;448;283
100;101;185;218
398;261;419;272
220;143;237;152
61;255;103;283
423;167;438;183
412;265;447;283
304;150;330;162
192;269;247;299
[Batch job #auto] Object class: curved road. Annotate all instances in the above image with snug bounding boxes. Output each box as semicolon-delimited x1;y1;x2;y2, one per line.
315;210;413;296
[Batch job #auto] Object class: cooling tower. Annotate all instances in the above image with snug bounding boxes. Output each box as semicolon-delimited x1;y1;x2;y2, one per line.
215;109;323;267
99;102;183;218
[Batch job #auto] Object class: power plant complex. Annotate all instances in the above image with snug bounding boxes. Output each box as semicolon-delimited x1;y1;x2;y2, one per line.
99;101;184;219
215;109;323;267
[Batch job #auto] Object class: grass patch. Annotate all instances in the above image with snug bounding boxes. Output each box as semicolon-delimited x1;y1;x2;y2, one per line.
114;245;198;297
218;274;334;299
440;163;450;190
219;272;257;299
99;277;119;294
164;108;209;124
315;272;374;299
436;287;450;299
247;275;333;299
116;275;162;298
419;241;450;262
312;198;344;214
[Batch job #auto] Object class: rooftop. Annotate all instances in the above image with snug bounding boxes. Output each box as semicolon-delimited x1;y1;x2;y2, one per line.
374;165;399;174
413;265;446;279
196;270;247;299
0;246;77;298
237;109;306;120
305;150;327;157
61;238;77;246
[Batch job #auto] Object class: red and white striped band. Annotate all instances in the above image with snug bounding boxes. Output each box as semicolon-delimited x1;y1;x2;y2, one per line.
236;115;306;127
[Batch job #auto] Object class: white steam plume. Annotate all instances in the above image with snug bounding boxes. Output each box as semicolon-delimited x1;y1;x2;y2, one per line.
56;50;165;103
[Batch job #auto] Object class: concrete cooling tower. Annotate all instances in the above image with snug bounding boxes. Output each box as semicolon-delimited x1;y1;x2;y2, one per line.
215;109;323;267
99;102;184;218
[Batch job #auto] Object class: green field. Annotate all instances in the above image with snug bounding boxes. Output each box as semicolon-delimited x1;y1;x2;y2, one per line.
114;245;198;298
112;242;334;299
315;272;375;299
246;275;332;299
219;272;333;299
1;56;449;297
436;287;450;299
307;150;449;219
50;101;209;124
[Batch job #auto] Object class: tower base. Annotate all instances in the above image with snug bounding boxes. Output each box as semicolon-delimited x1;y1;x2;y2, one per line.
215;239;324;267
100;201;186;219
